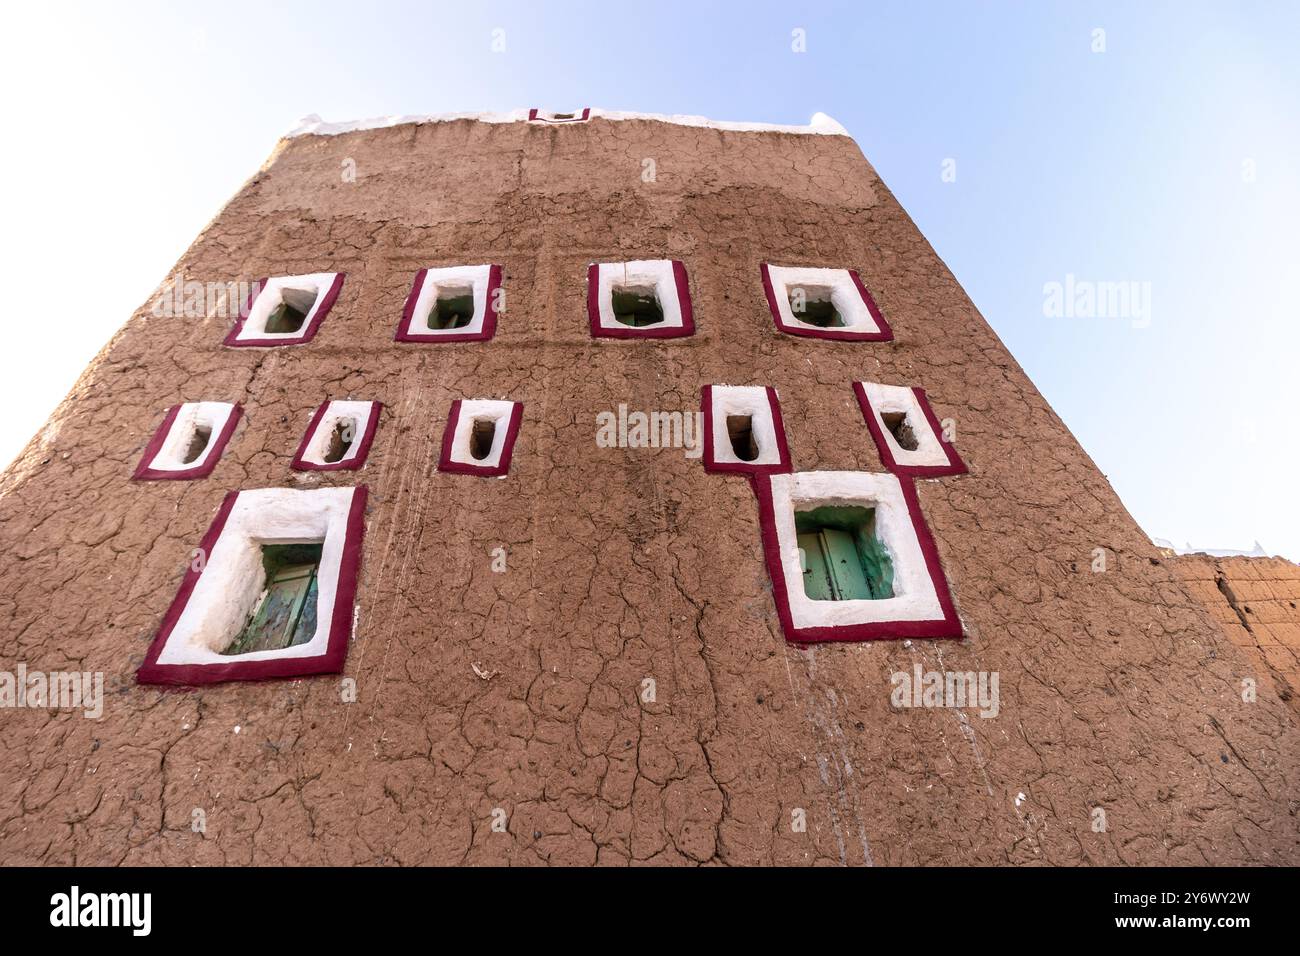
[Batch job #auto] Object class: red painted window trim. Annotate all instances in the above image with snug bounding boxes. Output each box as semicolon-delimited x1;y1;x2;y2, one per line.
132;404;242;481
135;486;368;686
224;273;346;347
759;263;894;342
437;400;524;477
752;474;962;644
853;382;967;478
587;260;695;339
290;401;383;472
700;385;793;476
394;265;503;344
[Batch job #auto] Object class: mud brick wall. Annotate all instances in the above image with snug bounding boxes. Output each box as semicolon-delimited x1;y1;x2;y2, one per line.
1172;554;1300;713
1;116;1296;865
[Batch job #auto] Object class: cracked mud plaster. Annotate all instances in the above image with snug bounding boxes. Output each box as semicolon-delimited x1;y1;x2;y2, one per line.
1;117;1297;866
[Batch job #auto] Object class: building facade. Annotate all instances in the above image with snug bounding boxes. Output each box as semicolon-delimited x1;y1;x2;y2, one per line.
0;108;1296;865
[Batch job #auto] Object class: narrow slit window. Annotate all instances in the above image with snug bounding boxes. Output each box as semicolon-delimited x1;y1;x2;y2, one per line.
788;285;843;328
430;285;476;330
182;425;212;465
611;285;664;327
853;381;967;477
322;419;355;463
881;411;919;451
469;419;496;460
438;399;522;477
134;402;241;481
264;288;318;334
222;543;323;656
726;415;759;462
795;506;893;602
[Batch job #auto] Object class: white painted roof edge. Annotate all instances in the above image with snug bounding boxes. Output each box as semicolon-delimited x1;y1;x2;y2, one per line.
287;109;850;138
1151;536;1273;559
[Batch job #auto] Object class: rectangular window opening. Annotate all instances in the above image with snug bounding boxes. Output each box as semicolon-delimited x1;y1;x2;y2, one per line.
881;411;919;451
726;414;760;462
265;287;318;334
469;418;497;460
322;419;355;463
222;543;323;656
182;425;212;465
795;505;893;602
429;284;476;330
611;285;665;327
788;285;843;328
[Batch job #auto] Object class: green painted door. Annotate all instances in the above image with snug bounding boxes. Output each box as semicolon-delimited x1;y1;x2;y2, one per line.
821;528;874;600
798;531;835;601
224;560;319;655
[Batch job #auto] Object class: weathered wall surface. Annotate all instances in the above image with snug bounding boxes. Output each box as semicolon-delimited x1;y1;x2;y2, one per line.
1;117;1296;865
1171;554;1300;714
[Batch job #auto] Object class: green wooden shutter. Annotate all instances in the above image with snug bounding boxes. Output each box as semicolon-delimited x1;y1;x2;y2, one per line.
821;528;874;600
797;532;836;601
223;553;321;656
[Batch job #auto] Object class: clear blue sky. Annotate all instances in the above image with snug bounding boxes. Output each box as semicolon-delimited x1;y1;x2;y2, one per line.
1;1;1296;558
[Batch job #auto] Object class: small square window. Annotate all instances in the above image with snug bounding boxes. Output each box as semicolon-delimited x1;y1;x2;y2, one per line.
588;260;694;339
291;400;382;471
701;385;792;475
137;486;368;685
853;381;966;477
528;108;591;124
754;471;960;643
437;399;523;477
760;263;893;342
395;265;503;343
133;402;241;481
226;272;345;347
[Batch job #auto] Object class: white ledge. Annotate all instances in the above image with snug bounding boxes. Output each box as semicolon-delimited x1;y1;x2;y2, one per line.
287;108;849;139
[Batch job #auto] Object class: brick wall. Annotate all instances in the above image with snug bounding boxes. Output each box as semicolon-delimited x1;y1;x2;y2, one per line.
1172;553;1300;711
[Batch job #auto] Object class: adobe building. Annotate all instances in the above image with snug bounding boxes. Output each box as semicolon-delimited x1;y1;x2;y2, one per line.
0;107;1296;866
